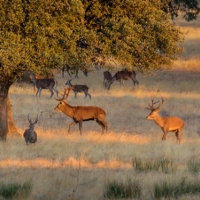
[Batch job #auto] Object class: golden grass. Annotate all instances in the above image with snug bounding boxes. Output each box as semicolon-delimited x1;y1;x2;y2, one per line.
1;17;200;199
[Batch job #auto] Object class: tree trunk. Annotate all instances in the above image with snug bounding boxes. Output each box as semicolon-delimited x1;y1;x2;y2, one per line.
0;96;8;140
7;98;19;135
0;78;14;140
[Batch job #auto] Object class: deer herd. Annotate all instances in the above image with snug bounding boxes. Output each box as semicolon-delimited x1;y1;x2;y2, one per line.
22;69;185;145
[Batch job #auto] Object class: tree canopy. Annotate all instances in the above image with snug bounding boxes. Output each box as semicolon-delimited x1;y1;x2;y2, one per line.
161;0;200;21
0;0;188;81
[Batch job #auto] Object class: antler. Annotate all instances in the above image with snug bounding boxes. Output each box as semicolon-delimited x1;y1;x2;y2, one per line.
28;113;32;124
55;87;73;101
28;113;38;125
147;98;165;111
33;115;38;125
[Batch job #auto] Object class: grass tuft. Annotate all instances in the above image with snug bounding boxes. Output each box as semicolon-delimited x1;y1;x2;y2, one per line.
105;179;141;199
188;158;200;173
0;180;32;199
154;178;200;199
132;157;175;173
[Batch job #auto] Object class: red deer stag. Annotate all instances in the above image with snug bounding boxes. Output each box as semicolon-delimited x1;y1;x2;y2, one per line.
54;88;108;135
23;114;38;145
105;70;139;90
146;98;184;144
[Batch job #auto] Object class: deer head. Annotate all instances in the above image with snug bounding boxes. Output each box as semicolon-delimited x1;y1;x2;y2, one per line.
54;87;73;112
146;98;165;120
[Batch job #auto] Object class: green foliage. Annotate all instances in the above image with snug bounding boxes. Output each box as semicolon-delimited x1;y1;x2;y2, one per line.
154;178;200;199
105;179;141;199
133;157;176;173
0;180;32;199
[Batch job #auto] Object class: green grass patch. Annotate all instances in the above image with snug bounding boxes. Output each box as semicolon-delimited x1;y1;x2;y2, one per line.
188;158;200;173
154;178;200;199
0;180;32;199
132;157;175;173
105;179;141;199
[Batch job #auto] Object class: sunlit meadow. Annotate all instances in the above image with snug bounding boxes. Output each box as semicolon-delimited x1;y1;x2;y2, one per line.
1;16;200;200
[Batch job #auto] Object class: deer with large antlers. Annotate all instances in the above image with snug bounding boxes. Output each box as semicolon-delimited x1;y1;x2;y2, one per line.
146;98;184;144
23;114;38;145
54;87;108;135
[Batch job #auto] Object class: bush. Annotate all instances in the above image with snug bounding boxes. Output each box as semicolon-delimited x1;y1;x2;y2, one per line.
0;180;32;199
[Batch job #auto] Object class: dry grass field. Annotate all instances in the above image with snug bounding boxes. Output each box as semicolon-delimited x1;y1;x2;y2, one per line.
1;16;200;200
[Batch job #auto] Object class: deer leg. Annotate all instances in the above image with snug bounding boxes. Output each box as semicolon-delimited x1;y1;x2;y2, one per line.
38;88;42;98
53;88;58;97
68;121;77;133
49;89;54;98
177;129;182;144
75;70;78;78
78;120;82;135
74;91;78;98
36;88;40;97
132;78;139;86
84;90;87;98
162;129;168;140
88;93;91;99
96;120;105;134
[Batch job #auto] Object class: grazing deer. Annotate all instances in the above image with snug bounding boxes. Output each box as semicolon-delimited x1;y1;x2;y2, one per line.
103;71;112;88
105;70;139;90
146;98;184;144
23;114;38;145
61;65;88;78
65;79;91;99
54;88;108;135
29;71;58;98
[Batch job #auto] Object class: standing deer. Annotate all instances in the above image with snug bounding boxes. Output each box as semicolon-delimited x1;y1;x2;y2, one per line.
54;88;108;135
29;71;58;98
105;70;139;90
23;114;38;145
65;79;91;99
103;71;112;88
146;98;184;144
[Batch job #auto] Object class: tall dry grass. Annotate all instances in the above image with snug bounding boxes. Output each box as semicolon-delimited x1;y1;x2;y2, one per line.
1;16;200;200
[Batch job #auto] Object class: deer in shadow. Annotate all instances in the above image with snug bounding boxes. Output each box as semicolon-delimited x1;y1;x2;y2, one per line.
65;79;91;99
29;71;58;98
103;71;112;88
146;98;184;144
54;87;108;135
105;70;139;90
61;65;88;78
23;114;38;145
